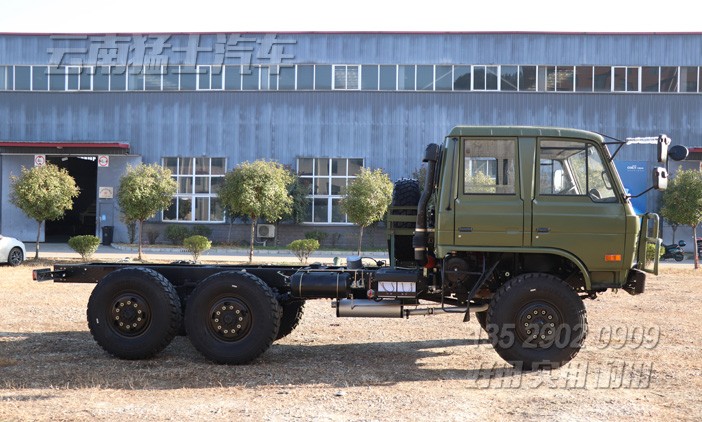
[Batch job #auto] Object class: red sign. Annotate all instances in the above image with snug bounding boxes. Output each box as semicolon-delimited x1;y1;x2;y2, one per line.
98;155;109;167
34;155;46;167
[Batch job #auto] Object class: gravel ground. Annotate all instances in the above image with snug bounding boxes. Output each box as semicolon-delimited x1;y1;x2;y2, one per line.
1;261;701;421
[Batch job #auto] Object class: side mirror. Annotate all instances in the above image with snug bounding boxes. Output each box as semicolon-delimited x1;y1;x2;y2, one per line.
657;135;671;163
653;167;668;190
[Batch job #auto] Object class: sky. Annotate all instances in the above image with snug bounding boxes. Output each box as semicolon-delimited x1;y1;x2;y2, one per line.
0;0;700;33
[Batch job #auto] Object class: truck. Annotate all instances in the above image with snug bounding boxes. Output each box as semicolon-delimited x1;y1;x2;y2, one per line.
34;126;677;370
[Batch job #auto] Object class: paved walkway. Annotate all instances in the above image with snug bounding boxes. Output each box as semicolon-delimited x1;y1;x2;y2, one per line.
24;242;388;265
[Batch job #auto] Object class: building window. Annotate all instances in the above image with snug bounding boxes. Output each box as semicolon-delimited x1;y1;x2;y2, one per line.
398;65;415;90
278;66;296;90
379;65;396;90
197;65;223;90
473;65;498;91
454;66;471;90
361;65;379;90
518;66;537;91
144;66;162;91
575;66;593;92
162;157;226;222
333;65;359;90
501;66;518;91
416;65;434;91
681;66;698;93
659;67;678;92
315;65;332;90
32;66;49;91
298;157;363;224
435;65;452;90
297;65;314;89
613;66;639;92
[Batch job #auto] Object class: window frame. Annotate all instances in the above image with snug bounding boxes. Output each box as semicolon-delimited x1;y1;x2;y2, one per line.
297;157;364;224
162;157;227;223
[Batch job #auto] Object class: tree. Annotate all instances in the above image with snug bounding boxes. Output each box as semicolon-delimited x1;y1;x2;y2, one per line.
288;239;320;264
218;160;293;262
340;167;393;255
660;168;702;269
10;164;79;259
117;163;177;260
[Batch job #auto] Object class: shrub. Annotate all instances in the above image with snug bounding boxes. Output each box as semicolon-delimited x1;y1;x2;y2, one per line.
146;228;160;245
646;243;664;264
305;230;328;244
68;235;100;261
165;225;190;245
191;225;213;238
288;239;320;264
183;235;212;261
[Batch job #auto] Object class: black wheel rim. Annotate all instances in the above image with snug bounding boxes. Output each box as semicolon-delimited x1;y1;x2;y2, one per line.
207;297;252;342
110;292;151;337
516;301;562;347
9;249;22;265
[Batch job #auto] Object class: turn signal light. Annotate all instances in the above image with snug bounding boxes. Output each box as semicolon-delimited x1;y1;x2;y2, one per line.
605;254;622;262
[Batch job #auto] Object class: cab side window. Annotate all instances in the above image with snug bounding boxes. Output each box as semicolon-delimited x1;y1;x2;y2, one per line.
463;139;516;194
539;140;617;202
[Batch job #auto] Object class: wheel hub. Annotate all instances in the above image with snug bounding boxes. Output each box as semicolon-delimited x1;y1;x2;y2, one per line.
110;293;150;336
517;302;561;346
208;298;251;341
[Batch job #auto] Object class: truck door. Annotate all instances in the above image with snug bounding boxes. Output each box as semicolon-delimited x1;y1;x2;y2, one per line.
454;138;524;247
531;139;626;271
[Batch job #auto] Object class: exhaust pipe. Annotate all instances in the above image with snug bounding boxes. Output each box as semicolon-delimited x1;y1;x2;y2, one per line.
413;144;440;265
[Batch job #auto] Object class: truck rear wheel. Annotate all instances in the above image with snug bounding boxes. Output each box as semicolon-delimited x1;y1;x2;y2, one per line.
276;299;305;340
185;271;281;364
487;273;587;369
87;267;181;360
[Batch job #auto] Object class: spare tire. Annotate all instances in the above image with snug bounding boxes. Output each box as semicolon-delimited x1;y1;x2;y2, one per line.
390;178;420;263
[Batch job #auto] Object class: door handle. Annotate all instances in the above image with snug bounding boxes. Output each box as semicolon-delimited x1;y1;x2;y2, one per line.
536;227;550;233
459;227;473;232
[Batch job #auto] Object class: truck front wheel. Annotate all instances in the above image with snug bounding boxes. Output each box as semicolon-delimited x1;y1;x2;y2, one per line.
87;267;181;360
487;273;587;369
185;271;281;364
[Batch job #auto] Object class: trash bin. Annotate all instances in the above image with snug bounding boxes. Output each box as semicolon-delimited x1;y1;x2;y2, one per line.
102;226;114;246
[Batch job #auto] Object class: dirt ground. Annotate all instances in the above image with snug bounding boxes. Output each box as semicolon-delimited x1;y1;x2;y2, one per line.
1;260;701;421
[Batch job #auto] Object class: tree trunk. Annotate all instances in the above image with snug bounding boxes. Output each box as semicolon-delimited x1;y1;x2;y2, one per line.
357;225;364;255
35;220;42;259
672;225;677;243
138;219;144;261
249;218;256;263
694;225;699;270
227;218;234;244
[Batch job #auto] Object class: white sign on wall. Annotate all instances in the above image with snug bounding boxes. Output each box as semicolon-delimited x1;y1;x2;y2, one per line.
98;155;109;167
34;155;46;166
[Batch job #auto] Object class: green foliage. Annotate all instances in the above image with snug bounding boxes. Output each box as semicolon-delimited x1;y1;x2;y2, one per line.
465;171;497;193
661;168;702;228
120;214;138;244
183;235;212;261
68;235;100;261
305;230;328;244
191;225;213;238
10;163;80;259
219;160;294;262
340;167;394;228
145;228;160;245
645;243;663;264
117;163;177;259
165;225;190;245
288;239;320;264
340;167;393;255
288;176;311;224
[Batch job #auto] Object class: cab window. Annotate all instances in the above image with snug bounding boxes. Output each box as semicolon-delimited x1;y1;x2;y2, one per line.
539;140;617;202
463;139;516;194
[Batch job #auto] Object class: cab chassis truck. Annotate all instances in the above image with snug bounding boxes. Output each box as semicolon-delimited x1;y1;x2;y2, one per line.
34;126;679;369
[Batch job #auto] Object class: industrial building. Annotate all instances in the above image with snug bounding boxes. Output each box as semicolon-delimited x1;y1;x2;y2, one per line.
0;32;700;245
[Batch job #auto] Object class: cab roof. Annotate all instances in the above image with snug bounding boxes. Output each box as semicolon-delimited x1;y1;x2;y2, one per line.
447;126;604;143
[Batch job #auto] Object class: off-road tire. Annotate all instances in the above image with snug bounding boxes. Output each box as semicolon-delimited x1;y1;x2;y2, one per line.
87;267;181;360
8;247;23;267
185;271;281;364
391;178;421;263
276;299;305;340
487;273;587;370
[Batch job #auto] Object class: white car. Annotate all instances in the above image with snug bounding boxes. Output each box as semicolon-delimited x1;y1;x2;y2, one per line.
0;235;25;266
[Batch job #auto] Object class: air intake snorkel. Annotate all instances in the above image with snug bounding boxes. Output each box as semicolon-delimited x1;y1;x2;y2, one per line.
413;144;440;265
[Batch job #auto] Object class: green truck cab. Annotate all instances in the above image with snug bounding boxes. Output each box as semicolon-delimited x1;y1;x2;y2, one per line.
390;126;669;368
